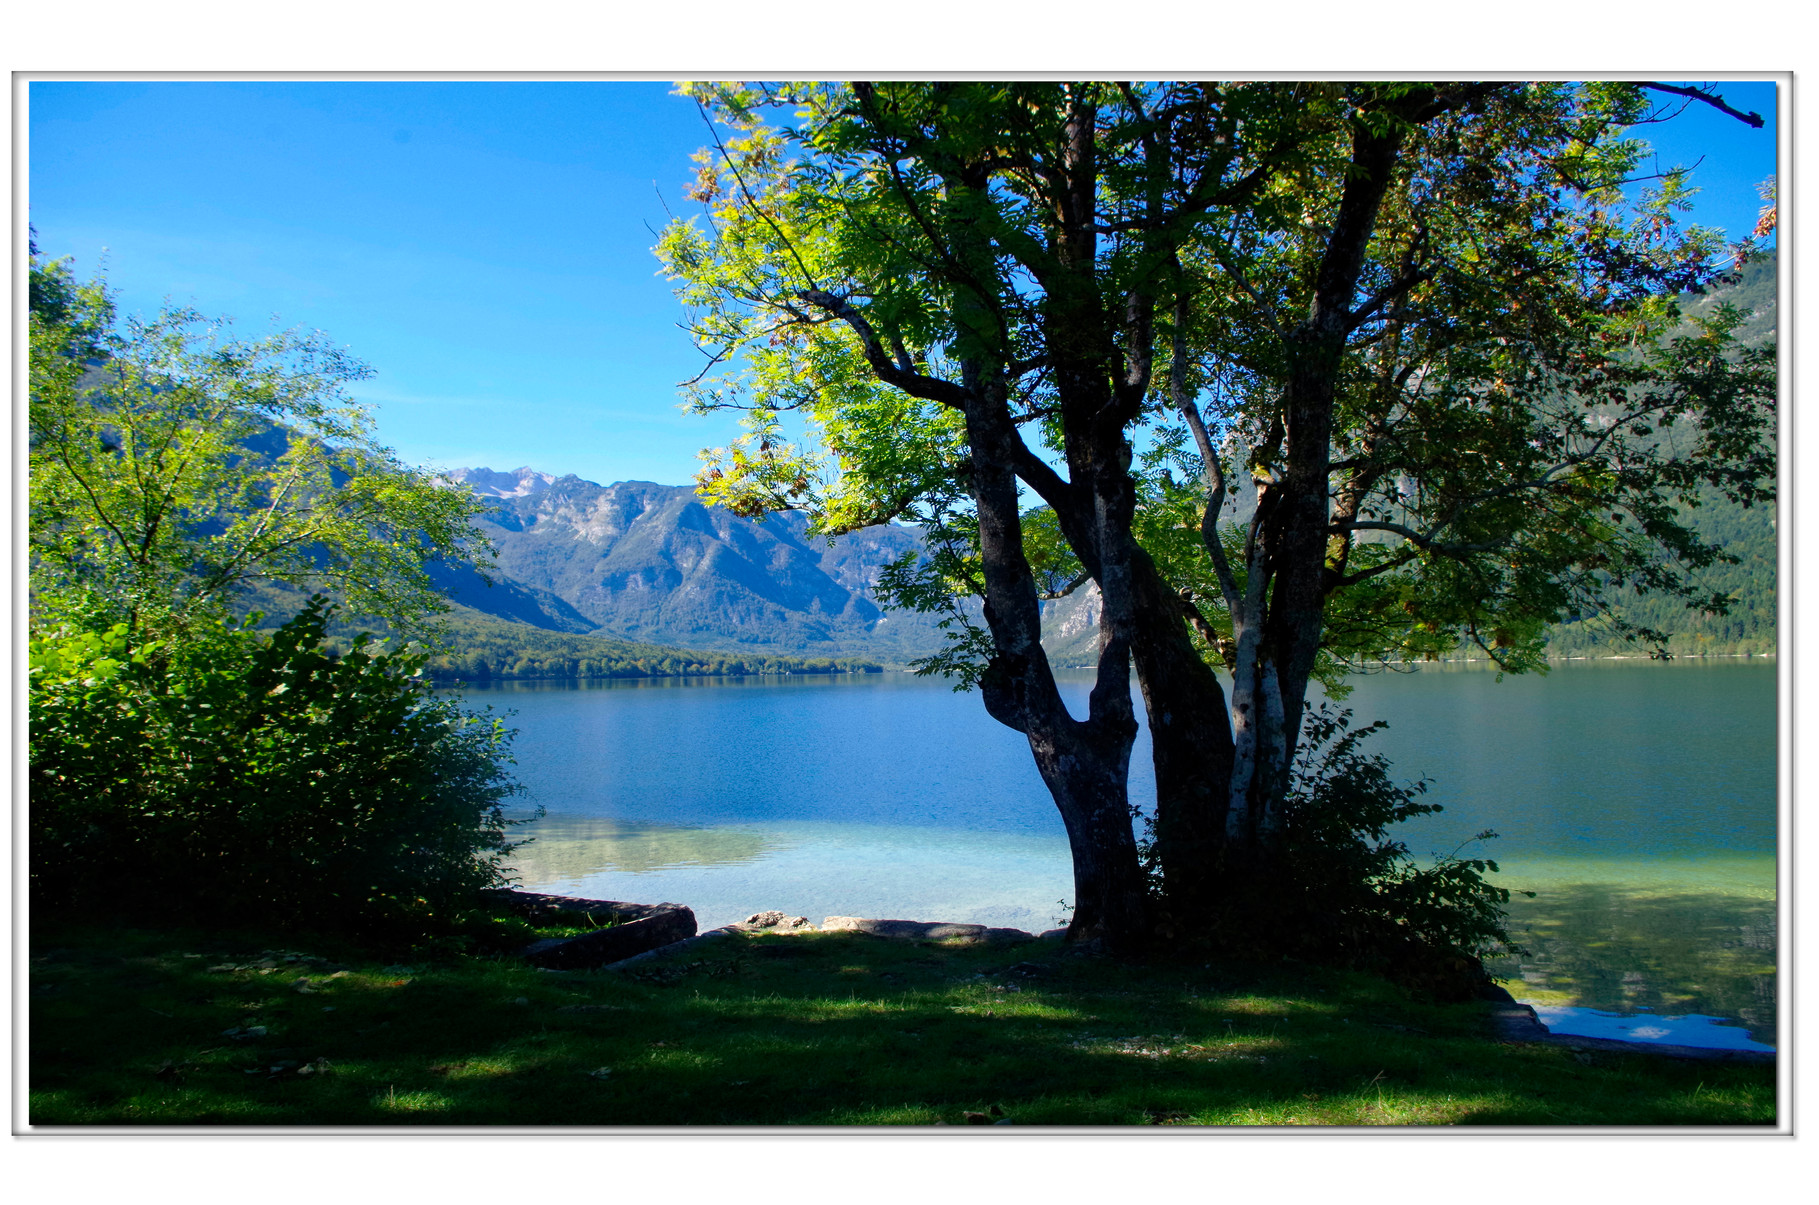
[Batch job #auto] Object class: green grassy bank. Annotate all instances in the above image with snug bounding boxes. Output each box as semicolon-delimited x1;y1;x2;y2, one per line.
28;920;1774;1128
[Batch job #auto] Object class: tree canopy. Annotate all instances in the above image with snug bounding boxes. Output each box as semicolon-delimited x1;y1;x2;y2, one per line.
660;81;1775;965
28;245;493;643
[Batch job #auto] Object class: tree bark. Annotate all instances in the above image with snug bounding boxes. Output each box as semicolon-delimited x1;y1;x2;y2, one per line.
965;368;1150;953
1258;118;1409;821
1127;548;1233;914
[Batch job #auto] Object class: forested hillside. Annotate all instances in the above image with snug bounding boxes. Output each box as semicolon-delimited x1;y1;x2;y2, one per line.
237;581;883;681
1545;251;1777;658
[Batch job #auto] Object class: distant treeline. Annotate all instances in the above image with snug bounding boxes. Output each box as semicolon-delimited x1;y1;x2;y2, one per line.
241;584;887;680
1545;481;1777;659
415;610;883;682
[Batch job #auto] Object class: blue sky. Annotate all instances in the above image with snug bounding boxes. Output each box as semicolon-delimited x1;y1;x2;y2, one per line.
28;80;1780;488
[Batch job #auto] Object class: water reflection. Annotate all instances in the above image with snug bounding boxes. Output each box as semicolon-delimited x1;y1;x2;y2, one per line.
1344;660;1778;861
466;673;882;693
1528;1005;1775;1052
1488;880;1777;1046
456;664;1777;1046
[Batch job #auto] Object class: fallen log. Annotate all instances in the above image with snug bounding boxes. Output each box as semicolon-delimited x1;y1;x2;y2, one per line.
492;890;699;970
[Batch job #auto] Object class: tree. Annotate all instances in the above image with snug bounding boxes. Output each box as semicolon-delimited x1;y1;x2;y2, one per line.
1139;81;1774;926
28;242;526;931
28;246;493;643
658;82;1774;960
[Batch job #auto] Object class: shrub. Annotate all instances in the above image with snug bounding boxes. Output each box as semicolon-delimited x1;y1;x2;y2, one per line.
1268;707;1521;984
1152;705;1520;996
29;597;528;934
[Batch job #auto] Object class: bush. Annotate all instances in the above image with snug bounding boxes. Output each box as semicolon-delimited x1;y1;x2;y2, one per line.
29;597;528;934
1158;706;1520;997
1270;707;1521;983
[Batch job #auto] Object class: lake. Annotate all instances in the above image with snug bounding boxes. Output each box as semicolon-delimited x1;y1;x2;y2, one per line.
456;658;1779;1049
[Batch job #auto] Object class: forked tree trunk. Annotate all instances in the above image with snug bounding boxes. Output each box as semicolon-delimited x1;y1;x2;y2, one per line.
965;378;1151;953
1133;112;1415;911
1004;672;1149;947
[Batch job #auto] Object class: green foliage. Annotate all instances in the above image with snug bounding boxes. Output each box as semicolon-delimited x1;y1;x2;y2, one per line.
29;595;528;934
28;249;491;643
663;82;1774;682
1168;706;1522;991
659;82;1774;961
27;244;521;938
869;501;996;688
1283;708;1518;961
28;233;108;357
657;82;983;536
1152;86;1776;677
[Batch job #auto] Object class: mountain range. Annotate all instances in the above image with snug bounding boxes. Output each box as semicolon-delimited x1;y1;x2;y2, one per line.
430;468;1099;666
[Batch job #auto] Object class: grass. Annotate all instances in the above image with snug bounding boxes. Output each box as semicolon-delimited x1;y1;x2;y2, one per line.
28;920;1776;1127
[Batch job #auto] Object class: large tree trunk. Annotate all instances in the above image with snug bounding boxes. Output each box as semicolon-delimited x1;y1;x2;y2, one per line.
1129;111;1415;923
989;662;1148;948
1261;121;1406;793
1126;549;1234;918
965;371;1150;953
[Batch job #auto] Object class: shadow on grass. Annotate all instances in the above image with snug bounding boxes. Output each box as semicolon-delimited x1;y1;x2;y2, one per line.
29;926;1776;1127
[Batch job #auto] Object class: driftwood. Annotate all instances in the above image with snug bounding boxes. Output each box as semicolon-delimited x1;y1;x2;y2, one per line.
490;890;698;970
485;889;678;925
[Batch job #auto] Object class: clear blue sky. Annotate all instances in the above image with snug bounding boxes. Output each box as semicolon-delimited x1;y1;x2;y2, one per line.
27;80;1780;488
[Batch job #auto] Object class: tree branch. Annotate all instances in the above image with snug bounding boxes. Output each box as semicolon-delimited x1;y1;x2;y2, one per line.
795;289;970;408
1168;294;1244;612
695;99;824;290
1039;570;1091;601
1638;83;1766;129
1330;547;1421;591
1347;262;1436;333
1177;589;1236;669
1336;519;1500;556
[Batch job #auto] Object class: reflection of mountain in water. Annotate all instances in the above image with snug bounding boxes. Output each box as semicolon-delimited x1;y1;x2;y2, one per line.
1489;883;1778;1046
506;815;788;880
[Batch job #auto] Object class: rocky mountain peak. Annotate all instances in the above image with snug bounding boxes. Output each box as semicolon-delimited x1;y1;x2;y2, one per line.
440;465;558;498
428;468;1096;664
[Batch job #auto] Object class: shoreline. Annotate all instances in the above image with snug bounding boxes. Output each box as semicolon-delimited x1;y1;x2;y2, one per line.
433;649;1777;687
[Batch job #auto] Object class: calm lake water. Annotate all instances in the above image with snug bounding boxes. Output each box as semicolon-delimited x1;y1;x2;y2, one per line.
457;658;1779;1048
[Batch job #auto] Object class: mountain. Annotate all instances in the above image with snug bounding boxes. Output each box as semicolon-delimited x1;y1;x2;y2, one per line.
434;469;956;661
434;468;1102;668
1681;248;1777;347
